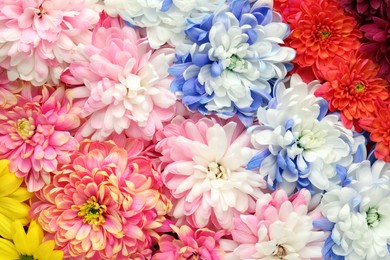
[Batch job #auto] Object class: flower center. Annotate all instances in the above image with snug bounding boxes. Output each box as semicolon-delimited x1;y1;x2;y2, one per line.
366;207;381;228
227;54;247;72
296;129;323;150
273;244;287;259
318;30;332;40
35;5;45;18
16;118;35;140
19;256;34;260
78;196;107;226
179;246;199;260
354;82;365;93
207;162;228;179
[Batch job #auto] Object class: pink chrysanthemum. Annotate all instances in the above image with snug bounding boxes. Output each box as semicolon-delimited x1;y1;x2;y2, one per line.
0;84;80;191
360;14;390;82
226;189;325;260
156;115;265;230
0;0;100;86
61;12;177;141
30;140;172;259
152;225;225;260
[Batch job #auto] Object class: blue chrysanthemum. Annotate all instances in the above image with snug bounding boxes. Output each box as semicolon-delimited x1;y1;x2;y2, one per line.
169;0;295;126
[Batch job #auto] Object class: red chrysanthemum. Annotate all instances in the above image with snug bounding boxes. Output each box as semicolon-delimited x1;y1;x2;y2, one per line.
360;15;390;82
341;0;390;23
315;51;389;131
287;0;361;77
359;99;390;162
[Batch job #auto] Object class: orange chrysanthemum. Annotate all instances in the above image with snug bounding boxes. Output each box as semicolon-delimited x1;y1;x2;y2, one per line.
288;0;361;74
359;99;390;162
315;52;389;130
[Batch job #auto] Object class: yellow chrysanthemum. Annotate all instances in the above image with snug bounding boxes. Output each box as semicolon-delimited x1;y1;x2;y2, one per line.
0;220;63;260
0;159;31;240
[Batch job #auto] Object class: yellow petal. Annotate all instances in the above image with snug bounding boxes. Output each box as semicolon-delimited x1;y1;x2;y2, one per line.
0;197;30;219
0;160;10;177
7;187;32;202
25;221;44;254
34;240;63;260
0;170;23;198
0;213;12;240
12;220;29;255
0;238;19;260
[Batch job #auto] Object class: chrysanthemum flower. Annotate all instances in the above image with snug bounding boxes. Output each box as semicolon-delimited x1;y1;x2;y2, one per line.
360;99;390;162
247;74;365;194
0;0;100;86
156;116;264;230
169;0;295;126
341;0;390;23
103;0;223;49
315;51;389;131
360;14;390;82
0;220;63;260
30;139;172;259
321;160;390;259
288;0;361;76
0;84;80;191
225;189;325;259
0;160;31;241
61;12;177;141
152;225;225;260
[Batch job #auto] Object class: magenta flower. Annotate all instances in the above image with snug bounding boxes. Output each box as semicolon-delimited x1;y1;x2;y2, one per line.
152;225;225;260
61;12;177;141
156;115;264;230
0;0;100;86
30;140;172;259
0;84;80;191
226;189;326;259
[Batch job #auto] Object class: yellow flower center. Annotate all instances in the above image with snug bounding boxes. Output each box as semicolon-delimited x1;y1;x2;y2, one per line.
207;162;228;179
319;30;331;40
78;196;107;226
273;244;287;259
16;118;35;140
355;82;365;93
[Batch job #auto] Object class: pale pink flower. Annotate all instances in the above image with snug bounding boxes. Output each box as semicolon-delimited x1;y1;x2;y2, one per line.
226;189;326;260
61;12;177;141
0;0;100;86
0;84;80;191
30;140;172;259
155;115;265;231
152;224;225;260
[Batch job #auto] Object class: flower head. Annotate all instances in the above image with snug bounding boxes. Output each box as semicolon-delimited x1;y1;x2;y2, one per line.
0;0;100;86
247;74;365;194
0;84;80;191
30;139;172;259
288;0;361;76
61;13;177;141
315;51;389;131
0;160;31;241
341;0;390;23
152;225;225;260
156;116;264;230
103;0;223;49
169;0;295;126
0;220;63;260
359;99;390;162
226;189;325;259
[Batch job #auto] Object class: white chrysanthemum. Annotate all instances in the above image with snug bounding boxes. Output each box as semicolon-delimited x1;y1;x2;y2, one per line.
103;0;223;49
321;160;390;259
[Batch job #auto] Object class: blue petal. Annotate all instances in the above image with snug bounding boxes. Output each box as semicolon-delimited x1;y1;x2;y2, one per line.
277;153;287;170
313;217;335;231
192;53;210;67
170;78;185;92
211;61;223;77
246;149;271;170
353;143;366;163
168;63;191;77
285;119;294;130
239;13;258;28
318;99;329;120
336;165;349;187
183;95;202;105
246;28;258;45
161;0;173;12
237;112;254;127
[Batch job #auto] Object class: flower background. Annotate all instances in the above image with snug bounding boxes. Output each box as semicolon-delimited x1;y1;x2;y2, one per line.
0;0;389;259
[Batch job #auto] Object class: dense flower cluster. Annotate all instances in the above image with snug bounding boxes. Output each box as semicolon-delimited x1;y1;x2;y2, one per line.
0;0;388;259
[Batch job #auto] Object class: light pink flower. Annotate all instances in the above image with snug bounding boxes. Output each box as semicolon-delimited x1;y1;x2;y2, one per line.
155;115;265;231
0;0;100;86
30;140;172;259
0;84;80;191
226;189;326;260
61;12;177;141
152;224;225;260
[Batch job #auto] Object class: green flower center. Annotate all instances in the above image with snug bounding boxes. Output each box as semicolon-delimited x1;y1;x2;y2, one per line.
16;118;35;140
366;207;381;228
227;54;247;72
20;255;34;260
319;30;331;40
78;196;107;226
354;82;365;93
